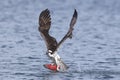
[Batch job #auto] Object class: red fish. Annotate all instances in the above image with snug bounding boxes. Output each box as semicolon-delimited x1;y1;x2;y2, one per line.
44;64;60;71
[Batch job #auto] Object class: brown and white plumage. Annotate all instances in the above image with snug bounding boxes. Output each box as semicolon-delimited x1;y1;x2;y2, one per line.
38;9;78;71
39;9;57;53
39;9;77;54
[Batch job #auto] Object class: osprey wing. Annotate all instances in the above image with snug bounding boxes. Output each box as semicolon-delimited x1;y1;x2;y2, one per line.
39;9;57;53
55;9;78;52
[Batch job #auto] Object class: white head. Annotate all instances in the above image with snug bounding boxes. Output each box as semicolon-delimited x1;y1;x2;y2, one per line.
48;50;53;57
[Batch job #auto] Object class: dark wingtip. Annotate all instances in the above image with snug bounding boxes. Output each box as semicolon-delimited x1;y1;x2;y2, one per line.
40;8;50;17
44;8;49;12
73;9;78;18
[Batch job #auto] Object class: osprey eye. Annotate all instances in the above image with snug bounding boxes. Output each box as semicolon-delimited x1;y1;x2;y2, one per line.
49;52;52;55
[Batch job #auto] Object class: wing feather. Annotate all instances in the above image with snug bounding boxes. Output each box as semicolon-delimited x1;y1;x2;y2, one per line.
39;9;57;53
54;9;78;52
39;9;78;54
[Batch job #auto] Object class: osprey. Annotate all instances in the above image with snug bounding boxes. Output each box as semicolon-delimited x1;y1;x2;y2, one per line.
38;9;78;72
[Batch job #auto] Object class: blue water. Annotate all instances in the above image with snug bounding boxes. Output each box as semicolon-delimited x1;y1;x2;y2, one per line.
0;0;120;80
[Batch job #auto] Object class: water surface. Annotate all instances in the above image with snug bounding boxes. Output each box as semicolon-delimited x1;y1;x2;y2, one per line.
0;0;120;80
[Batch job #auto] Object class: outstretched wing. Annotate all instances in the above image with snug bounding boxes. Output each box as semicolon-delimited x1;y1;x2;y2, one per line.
39;9;57;53
54;9;78;52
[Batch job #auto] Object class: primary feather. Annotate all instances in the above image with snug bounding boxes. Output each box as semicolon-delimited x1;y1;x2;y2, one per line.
39;9;58;53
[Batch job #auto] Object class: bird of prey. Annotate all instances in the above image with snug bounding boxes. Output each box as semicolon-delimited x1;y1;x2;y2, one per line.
38;9;78;72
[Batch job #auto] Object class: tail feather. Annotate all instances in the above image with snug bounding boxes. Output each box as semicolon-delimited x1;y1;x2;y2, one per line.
58;59;68;71
55;57;68;71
